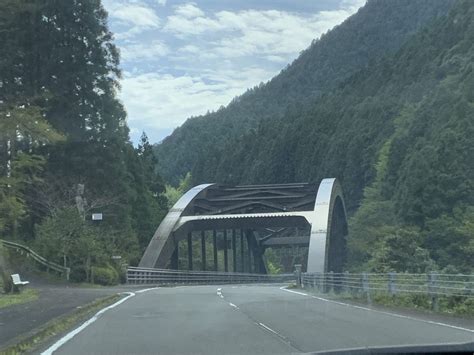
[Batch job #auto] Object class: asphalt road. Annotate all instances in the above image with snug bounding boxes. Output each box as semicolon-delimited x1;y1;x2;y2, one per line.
44;285;474;355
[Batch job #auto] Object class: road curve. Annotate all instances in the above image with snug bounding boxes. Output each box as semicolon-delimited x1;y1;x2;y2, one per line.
44;285;474;354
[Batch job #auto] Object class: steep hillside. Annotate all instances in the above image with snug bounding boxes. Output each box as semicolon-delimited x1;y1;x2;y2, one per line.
197;0;474;273
154;0;455;184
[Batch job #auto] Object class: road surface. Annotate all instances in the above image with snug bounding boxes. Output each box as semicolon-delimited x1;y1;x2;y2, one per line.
43;285;474;354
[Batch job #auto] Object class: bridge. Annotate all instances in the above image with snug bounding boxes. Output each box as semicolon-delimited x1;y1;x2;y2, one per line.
139;178;348;274
41;179;474;354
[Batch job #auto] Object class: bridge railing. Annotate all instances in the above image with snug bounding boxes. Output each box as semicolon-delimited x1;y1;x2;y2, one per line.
301;272;474;310
0;239;70;280
127;266;295;285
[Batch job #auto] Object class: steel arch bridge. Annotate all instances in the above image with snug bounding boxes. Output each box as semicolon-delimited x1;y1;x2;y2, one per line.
139;178;348;274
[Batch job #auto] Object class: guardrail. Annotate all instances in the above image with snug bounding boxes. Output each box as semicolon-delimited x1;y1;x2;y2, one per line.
300;272;474;310
0;239;70;280
127;266;295;285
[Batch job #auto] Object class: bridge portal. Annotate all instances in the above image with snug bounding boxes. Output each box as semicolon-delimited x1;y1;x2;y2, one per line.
139;178;348;273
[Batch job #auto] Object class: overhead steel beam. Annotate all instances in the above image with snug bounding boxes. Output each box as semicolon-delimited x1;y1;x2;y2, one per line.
261;236;310;247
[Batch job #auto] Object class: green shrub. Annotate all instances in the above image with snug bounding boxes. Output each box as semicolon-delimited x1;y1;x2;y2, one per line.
92;265;118;286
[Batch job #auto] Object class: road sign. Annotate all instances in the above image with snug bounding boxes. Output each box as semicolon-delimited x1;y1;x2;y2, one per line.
92;213;103;221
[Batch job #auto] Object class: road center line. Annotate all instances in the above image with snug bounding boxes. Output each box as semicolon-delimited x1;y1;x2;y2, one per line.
258;322;280;336
279;286;474;334
41;291;137;355
229;302;239;309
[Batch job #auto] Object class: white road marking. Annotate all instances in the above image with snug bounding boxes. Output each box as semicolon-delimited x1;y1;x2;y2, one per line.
229;302;239;309
136;287;160;293
280;286;474;334
258;322;280;336
41;292;136;355
279;286;307;296
216;288;224;298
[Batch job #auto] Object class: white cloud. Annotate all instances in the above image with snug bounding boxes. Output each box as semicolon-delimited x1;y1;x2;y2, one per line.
111;4;160;27
120;67;275;132
120;40;169;61
175;3;205;18
105;2;160;40
164;6;359;60
102;1;366;142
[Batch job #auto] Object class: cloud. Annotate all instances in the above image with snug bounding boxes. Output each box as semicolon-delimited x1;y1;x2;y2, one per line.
102;1;366;142
105;2;160;39
164;5;359;60
111;4;160;27
174;3;205;18
120;40;169;61
120;67;275;133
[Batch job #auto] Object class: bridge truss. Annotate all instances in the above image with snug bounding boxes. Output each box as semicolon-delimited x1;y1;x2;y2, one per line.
139;178;348;274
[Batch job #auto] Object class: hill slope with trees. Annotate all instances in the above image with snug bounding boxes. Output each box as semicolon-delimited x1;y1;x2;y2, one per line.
155;0;474;273
0;0;167;282
154;0;455;185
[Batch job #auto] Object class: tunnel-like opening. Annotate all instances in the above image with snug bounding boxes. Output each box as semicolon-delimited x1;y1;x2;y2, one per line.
326;196;348;273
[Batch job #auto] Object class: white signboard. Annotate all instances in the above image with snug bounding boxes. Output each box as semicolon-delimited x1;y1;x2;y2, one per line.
92;213;103;221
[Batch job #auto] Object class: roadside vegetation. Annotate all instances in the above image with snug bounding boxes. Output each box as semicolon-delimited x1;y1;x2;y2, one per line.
303;288;474;317
155;0;474;276
0;1;168;284
0;288;38;309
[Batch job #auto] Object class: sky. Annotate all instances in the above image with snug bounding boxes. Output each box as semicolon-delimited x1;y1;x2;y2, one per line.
101;0;366;144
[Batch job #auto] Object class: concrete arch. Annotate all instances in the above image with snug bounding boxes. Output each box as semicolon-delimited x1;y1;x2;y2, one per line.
306;178;348;273
139;183;215;268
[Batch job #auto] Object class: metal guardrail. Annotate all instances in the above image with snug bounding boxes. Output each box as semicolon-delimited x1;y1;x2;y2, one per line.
0;239;70;280
127;266;295;285
300;272;474;310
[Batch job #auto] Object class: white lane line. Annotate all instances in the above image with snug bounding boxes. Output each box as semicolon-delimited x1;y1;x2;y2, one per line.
280;287;474;334
258;322;280;336
229;302;239;309
136;287;160;293
279;286;307;296
41;292;136;355
216;288;224;298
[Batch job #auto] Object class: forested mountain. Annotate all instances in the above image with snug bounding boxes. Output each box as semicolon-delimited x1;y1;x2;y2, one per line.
155;0;473;273
0;0;167;282
154;0;455;185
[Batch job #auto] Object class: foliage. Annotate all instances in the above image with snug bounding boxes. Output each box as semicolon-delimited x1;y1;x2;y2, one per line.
0;0;169;280
0;288;38;308
155;0;473;274
92;265;119;286
154;0;455;188
163;172;192;208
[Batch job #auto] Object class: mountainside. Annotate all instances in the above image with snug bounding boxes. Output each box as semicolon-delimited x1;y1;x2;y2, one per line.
155;0;474;273
204;0;474;273
154;0;455;185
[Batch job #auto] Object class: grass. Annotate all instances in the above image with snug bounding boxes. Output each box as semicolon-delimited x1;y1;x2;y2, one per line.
0;293;122;355
0;289;39;309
